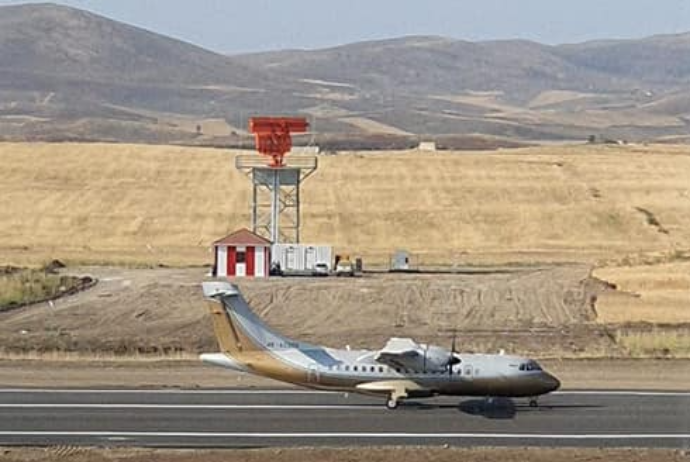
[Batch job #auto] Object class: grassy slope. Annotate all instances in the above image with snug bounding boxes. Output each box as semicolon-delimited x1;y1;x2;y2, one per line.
594;261;690;324
1;142;690;268
0;270;76;311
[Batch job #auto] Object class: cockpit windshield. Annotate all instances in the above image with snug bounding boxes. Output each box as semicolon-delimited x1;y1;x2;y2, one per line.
519;360;542;371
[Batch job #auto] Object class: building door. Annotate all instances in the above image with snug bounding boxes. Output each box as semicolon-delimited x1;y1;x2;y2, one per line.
235;246;246;277
463;364;473;381
305;247;316;269
246;247;255;277
286;247;297;271
226;247;237;277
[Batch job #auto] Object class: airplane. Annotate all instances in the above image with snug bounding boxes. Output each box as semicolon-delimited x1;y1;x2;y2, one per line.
200;281;561;410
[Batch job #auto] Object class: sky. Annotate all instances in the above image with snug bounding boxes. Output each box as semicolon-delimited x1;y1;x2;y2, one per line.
1;0;690;54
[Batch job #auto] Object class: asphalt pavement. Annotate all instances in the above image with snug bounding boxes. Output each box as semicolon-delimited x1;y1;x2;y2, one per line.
0;388;688;448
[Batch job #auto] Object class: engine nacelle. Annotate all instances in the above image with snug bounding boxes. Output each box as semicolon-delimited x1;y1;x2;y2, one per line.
422;345;457;371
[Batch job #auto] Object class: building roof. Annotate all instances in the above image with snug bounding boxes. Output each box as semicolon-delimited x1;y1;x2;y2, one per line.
214;228;272;247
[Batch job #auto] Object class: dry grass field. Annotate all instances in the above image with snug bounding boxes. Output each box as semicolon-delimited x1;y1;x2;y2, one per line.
594;262;690;324
2;142;690;268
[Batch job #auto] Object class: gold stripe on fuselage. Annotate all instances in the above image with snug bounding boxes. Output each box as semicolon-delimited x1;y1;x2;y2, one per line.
207;298;309;385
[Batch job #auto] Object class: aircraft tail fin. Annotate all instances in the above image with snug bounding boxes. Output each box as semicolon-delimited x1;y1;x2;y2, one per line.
202;281;296;354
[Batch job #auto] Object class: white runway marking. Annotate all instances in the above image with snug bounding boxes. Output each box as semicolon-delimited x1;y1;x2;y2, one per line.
0;388;688;396
554;391;690;397
0;404;375;410
0;389;325;394
0;431;688;440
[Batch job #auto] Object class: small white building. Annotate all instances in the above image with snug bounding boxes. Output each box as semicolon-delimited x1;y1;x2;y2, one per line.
271;243;332;273
418;141;437;152
213;229;271;278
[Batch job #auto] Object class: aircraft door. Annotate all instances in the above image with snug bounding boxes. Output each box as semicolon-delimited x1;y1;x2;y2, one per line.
463;364;473;381
307;363;320;384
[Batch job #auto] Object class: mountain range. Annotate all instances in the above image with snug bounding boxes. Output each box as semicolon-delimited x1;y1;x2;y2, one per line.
1;2;689;147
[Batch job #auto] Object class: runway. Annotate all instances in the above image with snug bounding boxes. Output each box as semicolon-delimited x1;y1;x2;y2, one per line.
0;388;688;448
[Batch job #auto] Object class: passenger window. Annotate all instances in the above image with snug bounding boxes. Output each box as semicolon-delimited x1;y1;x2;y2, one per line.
395;368;401;373
353;366;358;372
379;367;384;373
370;366;376;373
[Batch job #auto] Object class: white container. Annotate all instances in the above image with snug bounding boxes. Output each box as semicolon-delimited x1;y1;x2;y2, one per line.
272;244;333;272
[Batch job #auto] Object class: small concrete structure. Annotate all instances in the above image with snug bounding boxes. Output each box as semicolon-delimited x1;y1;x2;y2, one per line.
391;249;411;271
418;141;437;152
213;229;271;278
291;146;321;155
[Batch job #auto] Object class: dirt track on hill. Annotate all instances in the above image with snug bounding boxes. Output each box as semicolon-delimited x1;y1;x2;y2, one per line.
0;265;618;357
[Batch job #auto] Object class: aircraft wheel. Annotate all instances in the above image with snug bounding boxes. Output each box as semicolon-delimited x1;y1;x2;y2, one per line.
386;398;399;410
529;398;539;408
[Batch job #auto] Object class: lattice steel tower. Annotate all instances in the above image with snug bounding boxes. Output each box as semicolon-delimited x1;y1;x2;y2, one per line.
236;117;318;244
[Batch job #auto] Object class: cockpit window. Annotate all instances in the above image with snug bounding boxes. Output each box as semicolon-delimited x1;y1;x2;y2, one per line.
520;361;543;371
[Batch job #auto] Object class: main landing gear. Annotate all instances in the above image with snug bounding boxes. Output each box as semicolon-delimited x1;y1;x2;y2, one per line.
386;397;399;410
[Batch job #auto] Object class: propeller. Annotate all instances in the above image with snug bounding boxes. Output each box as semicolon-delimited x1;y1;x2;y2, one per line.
447;333;460;377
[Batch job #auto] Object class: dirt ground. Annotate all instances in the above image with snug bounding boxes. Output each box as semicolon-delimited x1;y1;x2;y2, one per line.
0;265;625;358
0;447;686;462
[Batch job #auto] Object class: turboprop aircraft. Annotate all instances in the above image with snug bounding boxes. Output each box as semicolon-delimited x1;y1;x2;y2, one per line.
200;281;560;409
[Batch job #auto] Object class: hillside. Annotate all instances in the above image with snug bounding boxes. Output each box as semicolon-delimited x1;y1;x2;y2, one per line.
0;3;266;86
0;3;307;143
1;142;690;267
236;35;690;142
1;3;690;144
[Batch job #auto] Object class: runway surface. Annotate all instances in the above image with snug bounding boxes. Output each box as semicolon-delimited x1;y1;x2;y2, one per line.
0;388;688;448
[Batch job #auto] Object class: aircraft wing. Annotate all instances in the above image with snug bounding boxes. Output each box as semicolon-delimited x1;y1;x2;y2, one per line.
374;337;425;370
356;379;432;398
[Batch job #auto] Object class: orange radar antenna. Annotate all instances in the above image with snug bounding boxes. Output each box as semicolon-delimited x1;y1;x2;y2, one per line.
249;117;309;167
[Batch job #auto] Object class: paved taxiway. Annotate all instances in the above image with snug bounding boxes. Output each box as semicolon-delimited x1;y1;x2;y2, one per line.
0;389;688;448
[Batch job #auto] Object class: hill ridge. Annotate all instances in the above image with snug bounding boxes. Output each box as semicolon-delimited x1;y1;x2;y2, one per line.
1;3;690;144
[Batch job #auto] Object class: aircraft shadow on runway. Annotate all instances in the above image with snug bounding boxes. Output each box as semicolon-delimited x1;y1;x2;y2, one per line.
401;398;604;420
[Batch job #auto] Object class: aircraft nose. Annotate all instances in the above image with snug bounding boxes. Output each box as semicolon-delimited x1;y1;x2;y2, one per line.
543;373;561;392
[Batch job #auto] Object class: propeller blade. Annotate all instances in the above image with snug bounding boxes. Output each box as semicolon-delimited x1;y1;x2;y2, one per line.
448;333;457;376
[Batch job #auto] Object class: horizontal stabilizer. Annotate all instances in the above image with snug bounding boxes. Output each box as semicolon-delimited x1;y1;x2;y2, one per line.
202;281;239;299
